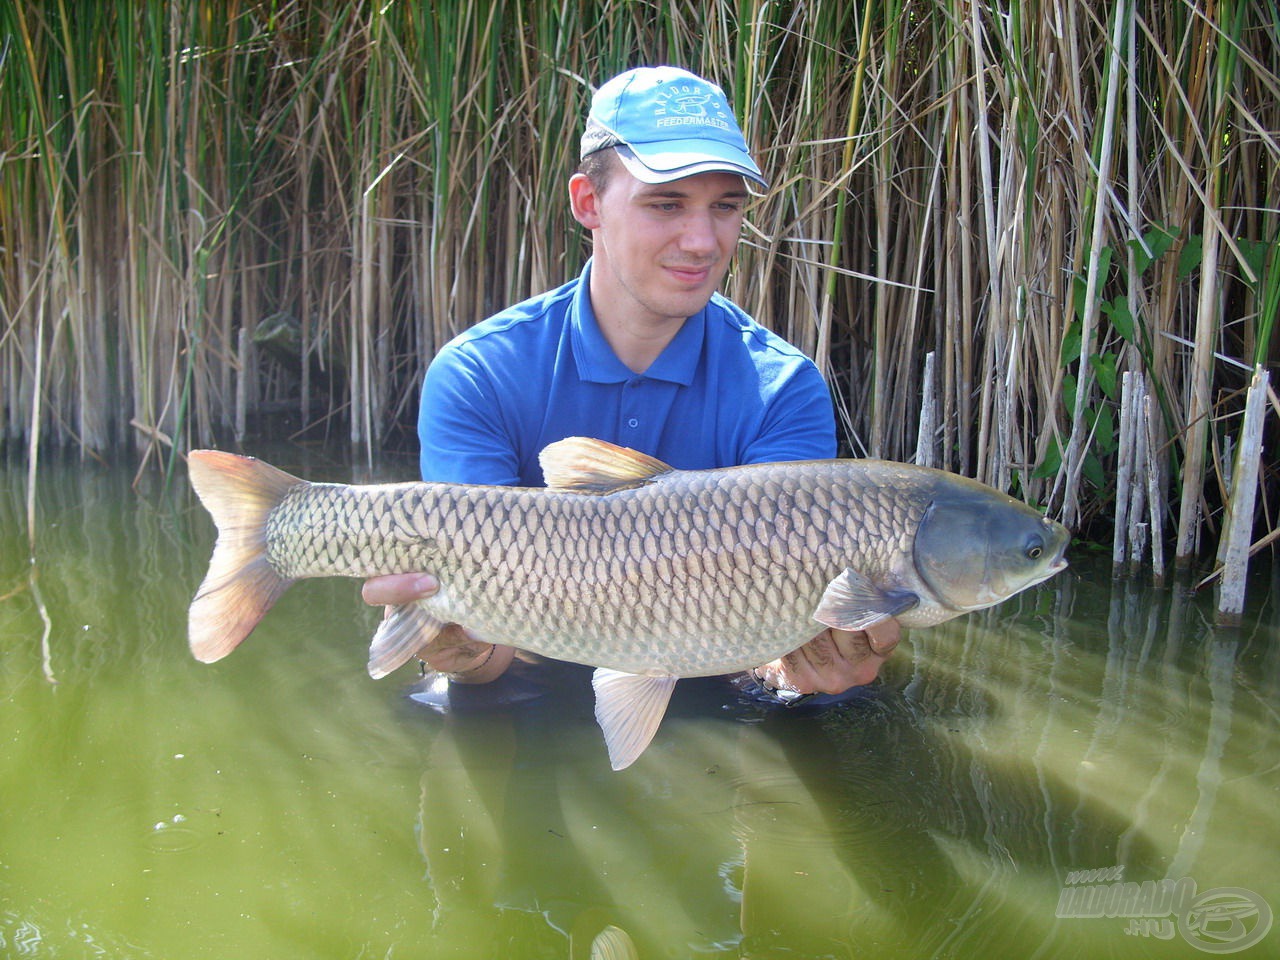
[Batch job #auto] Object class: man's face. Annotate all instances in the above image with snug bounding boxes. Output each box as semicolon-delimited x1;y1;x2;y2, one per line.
570;160;750;328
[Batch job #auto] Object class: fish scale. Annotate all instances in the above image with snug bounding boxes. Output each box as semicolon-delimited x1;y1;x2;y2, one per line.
187;437;1069;769
264;463;919;675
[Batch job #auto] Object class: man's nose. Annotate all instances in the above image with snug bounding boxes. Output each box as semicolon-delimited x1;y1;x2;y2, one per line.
678;210;719;256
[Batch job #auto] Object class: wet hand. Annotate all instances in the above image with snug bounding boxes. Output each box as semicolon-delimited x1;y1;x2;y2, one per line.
754;619;901;696
422;624;515;682
360;573;513;683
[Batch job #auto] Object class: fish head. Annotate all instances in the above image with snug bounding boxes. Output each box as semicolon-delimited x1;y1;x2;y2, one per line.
912;490;1070;612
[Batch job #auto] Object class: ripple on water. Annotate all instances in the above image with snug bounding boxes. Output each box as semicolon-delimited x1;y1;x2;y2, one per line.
725;770;868;848
0;912;44;957
146;813;207;855
0;908;146;958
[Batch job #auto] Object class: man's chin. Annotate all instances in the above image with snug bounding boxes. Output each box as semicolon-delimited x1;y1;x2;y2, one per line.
653;288;719;320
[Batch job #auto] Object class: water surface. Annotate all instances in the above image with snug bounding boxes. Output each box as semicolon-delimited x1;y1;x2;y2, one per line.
1;451;1277;958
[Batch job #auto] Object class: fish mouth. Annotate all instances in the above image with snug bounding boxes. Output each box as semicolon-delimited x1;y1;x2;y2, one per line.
1040;517;1071;579
1027;552;1069;588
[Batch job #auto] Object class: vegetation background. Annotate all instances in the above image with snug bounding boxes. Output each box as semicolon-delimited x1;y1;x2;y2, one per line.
2;0;1276;574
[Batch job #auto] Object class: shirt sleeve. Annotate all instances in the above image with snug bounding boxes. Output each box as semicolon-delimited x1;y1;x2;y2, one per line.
417;344;523;485
737;360;838;464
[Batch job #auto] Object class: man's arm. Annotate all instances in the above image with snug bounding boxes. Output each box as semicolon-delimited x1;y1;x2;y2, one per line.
754;622;901;696
361;574;514;683
737;354;838;464
363;345;521;682
739;357;903;694
416;341;526;485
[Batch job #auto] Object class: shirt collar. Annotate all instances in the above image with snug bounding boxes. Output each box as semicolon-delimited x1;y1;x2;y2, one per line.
570;259;706;386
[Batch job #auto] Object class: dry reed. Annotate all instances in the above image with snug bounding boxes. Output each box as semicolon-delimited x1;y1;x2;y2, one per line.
1;0;1276;580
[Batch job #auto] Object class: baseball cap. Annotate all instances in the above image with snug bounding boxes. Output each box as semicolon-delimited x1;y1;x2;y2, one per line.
580;66;768;188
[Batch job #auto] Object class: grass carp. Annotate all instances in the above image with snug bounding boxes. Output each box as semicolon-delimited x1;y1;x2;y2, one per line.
187;437;1070;769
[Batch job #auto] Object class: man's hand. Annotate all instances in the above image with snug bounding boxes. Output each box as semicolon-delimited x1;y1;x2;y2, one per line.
360;572;439;607
752;619;901;697
360;574;513;683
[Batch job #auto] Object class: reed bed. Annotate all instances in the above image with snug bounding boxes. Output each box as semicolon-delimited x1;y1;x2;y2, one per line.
2;0;1277;579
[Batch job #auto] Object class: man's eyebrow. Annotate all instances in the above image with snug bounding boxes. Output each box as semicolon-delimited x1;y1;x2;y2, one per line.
637;185;751;201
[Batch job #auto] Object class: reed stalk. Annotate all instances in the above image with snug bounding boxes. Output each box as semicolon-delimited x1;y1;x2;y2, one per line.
1;0;1276;576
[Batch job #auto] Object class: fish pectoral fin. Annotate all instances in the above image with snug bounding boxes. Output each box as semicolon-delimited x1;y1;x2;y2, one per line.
591;669;679;771
539;437;673;494
813;569;919;631
367;602;447;679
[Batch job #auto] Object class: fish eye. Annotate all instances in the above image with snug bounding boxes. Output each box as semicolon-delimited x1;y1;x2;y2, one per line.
1026;537;1044;560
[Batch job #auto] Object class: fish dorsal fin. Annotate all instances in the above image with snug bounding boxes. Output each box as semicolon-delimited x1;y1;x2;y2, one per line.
813;568;919;631
591;669;679;770
539;437;672;494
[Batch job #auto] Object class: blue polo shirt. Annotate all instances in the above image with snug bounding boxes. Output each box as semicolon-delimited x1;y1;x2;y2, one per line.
418;260;836;485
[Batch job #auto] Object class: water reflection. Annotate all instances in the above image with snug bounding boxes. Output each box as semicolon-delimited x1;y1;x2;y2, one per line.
405;559;1279;957
1;453;1277;959
408;649;1163;956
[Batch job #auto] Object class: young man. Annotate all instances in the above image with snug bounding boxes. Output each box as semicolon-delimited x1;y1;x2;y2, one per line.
362;66;898;697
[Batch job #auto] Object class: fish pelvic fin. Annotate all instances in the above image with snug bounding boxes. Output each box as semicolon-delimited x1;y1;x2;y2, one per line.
814;568;919;631
368;603;448;678
591;669;679;771
539;437;672;494
187;450;303;662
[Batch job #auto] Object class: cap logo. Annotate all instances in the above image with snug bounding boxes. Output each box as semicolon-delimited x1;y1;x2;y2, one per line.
653;83;733;133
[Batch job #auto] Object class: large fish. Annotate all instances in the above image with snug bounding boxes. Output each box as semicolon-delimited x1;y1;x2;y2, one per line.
187;438;1069;769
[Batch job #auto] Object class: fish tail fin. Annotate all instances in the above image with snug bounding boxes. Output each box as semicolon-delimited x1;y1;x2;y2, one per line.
187;450;303;662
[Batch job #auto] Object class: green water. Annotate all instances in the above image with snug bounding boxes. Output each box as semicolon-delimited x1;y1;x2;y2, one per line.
1;451;1277;959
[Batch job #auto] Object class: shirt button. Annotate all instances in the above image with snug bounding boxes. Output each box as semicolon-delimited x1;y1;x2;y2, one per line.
627;418;639;428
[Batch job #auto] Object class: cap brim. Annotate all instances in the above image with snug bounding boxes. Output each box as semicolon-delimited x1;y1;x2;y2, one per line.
615;144;768;189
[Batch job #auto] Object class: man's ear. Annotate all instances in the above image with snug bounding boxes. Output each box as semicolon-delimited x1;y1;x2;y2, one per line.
569;172;602;230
